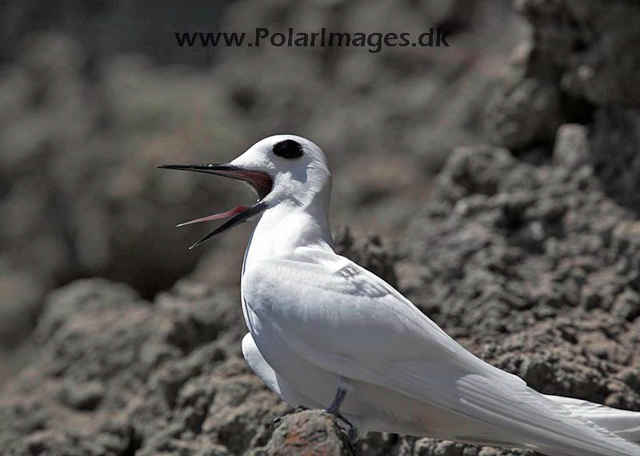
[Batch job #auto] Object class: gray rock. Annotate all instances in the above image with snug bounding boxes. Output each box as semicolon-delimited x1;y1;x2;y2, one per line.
552;124;590;170
487;0;640;160
588;108;640;214
334;225;398;288
0;278;287;456
486;76;564;150
514;0;640;106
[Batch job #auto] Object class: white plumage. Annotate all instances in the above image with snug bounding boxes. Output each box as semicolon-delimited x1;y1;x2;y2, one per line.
162;135;640;456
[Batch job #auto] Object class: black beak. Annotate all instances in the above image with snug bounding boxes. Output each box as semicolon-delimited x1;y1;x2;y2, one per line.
156;163;271;249
157;163;242;177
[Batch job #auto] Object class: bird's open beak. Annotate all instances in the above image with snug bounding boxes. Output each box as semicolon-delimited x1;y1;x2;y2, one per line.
156;163;272;249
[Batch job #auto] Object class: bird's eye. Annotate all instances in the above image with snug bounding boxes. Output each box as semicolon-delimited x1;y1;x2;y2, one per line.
272;140;303;159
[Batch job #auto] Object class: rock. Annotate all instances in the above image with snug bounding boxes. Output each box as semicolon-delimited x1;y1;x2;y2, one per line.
414;439;480;456
34;279;140;343
514;0;640;105
487;0;640;160
486;76;564;151
612;289;640;323
0;268;49;347
552;124;590;170
266;410;353;456
59;380;105;411
588;108;640;214
0;278;288;456
334;226;398;288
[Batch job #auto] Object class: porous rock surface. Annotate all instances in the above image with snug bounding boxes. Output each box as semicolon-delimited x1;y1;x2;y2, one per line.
0;278;286;456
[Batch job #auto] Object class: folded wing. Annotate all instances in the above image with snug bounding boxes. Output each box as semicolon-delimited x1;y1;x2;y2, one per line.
243;256;640;456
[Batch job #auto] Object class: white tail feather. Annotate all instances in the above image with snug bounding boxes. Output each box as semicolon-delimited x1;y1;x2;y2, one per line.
546;395;640;444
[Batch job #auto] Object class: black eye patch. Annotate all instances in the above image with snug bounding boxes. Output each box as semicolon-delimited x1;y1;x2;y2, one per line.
272;140;303;159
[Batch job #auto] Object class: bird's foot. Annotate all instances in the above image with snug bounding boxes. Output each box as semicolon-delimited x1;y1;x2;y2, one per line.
333;414;360;455
325;409;360;456
331;412;358;444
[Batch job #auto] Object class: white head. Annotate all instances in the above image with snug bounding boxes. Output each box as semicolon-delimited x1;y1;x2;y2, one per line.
158;135;332;248
230;135;332;208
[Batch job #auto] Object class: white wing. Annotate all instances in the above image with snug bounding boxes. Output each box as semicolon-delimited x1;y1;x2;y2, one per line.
243;255;640;456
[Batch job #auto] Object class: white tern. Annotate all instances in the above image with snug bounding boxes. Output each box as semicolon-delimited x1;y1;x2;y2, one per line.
159;135;640;456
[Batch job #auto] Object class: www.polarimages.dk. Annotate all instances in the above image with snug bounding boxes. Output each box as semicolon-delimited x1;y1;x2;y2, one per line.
175;28;450;53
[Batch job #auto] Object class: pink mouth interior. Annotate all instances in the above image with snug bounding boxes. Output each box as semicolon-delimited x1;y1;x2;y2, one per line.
231;170;272;199
177;205;249;227
176;169;272;228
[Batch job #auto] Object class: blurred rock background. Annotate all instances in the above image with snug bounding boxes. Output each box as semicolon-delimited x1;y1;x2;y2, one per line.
0;0;524;366
1;0;639;455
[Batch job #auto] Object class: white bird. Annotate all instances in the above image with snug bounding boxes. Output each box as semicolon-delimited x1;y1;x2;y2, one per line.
159;135;640;456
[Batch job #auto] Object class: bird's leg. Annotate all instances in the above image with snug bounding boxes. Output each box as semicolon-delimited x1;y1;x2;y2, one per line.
325;379;359;448
326;386;347;415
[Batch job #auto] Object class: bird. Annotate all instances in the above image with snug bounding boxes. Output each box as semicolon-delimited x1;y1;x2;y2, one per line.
158;135;640;456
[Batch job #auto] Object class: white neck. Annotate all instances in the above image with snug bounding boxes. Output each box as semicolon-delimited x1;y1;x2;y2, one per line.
242;192;333;273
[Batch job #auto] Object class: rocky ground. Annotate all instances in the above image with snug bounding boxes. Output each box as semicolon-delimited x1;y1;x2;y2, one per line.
1;0;640;455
